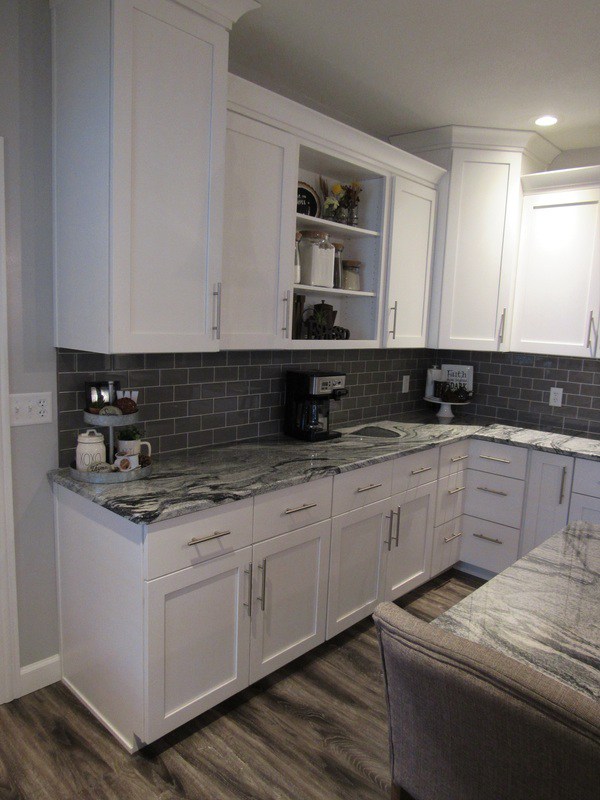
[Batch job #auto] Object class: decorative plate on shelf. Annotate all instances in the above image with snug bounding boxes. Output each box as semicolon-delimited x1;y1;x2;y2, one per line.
297;182;321;217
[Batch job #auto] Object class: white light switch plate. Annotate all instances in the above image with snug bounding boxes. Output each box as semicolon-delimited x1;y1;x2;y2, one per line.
402;375;410;393
549;387;563;407
10;392;53;426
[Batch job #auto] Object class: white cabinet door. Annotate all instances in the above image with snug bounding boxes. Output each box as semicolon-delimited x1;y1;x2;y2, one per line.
385;177;436;347
327;500;388;638
568;493;600;524
436;149;522;350
511;187;600;356
54;0;230;353
520;451;573;557
250;520;330;682
384;483;436;600
220;112;298;349
145;546;252;742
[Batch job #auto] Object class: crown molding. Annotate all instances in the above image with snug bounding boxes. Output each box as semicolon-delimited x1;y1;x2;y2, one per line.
522;164;600;193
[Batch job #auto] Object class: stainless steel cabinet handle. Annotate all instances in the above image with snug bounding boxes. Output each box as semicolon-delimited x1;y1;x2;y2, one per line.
477;486;508;497
498;307;507;343
256;558;267;611
451;454;469;463
187;530;231;546
394;506;401;547
385;511;395;551
281;290;292;335
389;300;398;338
243;564;253;615
448;486;466;495
587;310;594;348
559;466;567;505
473;533;503;545
411;466;432;475
480;455;511;464
284;502;317;515
444;532;463;544
212;282;222;339
357;482;383;493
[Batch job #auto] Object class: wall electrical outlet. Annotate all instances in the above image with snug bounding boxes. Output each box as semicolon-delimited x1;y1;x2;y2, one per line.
549;387;563;407
402;375;410;393
10;392;53;426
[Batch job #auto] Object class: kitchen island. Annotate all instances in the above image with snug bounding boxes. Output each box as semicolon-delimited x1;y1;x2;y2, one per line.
434;520;600;700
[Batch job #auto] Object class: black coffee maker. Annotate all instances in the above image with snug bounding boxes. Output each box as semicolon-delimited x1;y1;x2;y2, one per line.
284;370;348;442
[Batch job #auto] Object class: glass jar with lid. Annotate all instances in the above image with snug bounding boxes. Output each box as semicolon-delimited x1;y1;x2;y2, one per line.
342;260;362;291
332;241;344;288
298;230;335;288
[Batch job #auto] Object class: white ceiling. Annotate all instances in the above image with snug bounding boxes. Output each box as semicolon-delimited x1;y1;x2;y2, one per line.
228;0;600;153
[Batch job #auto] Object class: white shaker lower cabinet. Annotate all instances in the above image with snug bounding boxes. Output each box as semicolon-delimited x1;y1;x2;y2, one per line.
326;500;389;638
383;483;436;599
520;451;574;556
249;521;331;682
568;459;600;524
146;547;252;742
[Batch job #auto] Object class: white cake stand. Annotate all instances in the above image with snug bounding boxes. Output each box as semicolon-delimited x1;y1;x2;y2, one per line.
424;395;471;419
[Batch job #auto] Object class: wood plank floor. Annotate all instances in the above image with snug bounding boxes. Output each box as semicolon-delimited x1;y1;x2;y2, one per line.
0;569;484;800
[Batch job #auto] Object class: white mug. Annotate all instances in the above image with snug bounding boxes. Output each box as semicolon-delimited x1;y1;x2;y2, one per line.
114;453;139;472
116;439;151;457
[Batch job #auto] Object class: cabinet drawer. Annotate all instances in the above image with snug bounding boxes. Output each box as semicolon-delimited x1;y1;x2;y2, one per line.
391;448;438;495
332;461;393;516
572;458;600;499
436;472;467;526
469;440;528;479
439;440;470;478
465;470;525;528
431;518;463;577
460;516;520;574
145;499;253;580
253;477;333;543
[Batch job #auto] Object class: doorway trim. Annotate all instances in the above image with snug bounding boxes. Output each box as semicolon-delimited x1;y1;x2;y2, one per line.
0;138;21;703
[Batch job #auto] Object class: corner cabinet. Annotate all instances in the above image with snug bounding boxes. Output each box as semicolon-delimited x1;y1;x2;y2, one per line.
510;169;600;357
52;0;258;354
222;75;445;350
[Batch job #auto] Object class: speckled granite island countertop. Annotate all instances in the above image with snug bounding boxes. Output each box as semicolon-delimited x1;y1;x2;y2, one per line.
50;420;600;526
433;521;600;701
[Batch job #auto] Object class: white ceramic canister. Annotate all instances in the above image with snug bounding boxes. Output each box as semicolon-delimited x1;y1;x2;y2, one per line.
298;230;335;288
76;429;106;471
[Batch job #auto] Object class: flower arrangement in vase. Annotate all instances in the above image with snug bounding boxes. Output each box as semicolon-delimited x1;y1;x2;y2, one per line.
319;177;362;226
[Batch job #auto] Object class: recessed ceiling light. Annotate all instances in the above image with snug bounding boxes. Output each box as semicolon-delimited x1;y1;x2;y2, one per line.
535;115;558;127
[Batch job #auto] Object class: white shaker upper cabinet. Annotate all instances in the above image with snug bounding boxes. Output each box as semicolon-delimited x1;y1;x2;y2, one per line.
53;0;257;353
437;149;523;351
385;177;436;348
510;181;600;357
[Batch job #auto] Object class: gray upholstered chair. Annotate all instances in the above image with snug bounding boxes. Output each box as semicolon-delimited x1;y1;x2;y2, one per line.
373;602;600;800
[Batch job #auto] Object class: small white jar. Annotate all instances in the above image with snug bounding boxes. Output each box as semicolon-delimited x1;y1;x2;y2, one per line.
76;429;106;471
298;230;335;288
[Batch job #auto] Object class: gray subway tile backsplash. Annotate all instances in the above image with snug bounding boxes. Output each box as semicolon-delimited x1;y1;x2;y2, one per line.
56;347;600;467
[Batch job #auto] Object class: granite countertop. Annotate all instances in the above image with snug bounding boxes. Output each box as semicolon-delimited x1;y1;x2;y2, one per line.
50;420;600;526
433;521;600;701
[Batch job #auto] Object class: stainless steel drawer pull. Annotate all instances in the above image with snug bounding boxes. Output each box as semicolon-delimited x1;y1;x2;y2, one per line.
448;486;466;495
385;511;395;551
587;309;594;348
284;502;318;515
444;532;463;544
559;466;567;505
450;455;469;463
394;506;401;547
480;455;511;463
477;486;508;497
357;482;383;493
473;533;503;545
243;564;253;615
257;558;267;611
411;467;432;475
187;530;231;546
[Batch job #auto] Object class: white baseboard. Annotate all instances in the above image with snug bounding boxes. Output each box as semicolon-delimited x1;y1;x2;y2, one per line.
18;654;61;697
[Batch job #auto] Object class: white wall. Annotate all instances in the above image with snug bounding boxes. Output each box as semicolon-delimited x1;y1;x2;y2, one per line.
0;0;59;668
550;147;600;170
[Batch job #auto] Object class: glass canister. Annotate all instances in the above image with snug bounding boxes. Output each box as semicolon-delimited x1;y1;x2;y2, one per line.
298;230;335;288
332;241;344;288
342;260;362;291
294;231;302;284
76;428;106;471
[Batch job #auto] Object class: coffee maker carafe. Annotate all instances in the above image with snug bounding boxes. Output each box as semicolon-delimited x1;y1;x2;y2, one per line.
284;371;348;442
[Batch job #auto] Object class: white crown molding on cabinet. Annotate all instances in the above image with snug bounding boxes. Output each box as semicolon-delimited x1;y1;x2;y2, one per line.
0;140;21;704
49;0;260;30
521;164;600;193
390;125;561;173
227;74;446;188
